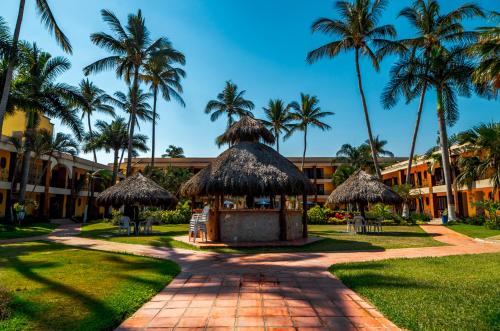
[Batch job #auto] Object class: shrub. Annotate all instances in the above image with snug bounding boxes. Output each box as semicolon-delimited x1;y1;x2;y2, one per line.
460;216;485;225
475;200;500;229
0;287;11;320
327;217;346;225
140;201;192;224
410;212;431;223
307;205;329;224
110;210;123;225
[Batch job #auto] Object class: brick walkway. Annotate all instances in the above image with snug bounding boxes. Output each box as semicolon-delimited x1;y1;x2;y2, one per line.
3;224;499;330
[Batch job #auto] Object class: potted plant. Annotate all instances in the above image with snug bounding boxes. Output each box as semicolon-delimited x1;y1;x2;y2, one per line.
441;209;448;224
14;203;25;224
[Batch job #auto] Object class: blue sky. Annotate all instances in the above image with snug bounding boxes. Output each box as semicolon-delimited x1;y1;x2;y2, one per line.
3;0;499;164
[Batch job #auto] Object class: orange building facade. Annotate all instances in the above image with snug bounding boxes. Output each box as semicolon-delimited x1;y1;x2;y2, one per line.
382;146;498;218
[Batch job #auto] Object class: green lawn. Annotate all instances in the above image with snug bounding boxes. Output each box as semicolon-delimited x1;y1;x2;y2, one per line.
0;222;58;239
0;241;179;331
80;222;444;253
446;224;500;239
330;253;500;331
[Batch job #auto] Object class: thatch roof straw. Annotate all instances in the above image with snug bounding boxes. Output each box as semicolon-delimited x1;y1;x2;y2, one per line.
181;141;313;196
327;170;402;205
216;116;275;146
97;172;177;207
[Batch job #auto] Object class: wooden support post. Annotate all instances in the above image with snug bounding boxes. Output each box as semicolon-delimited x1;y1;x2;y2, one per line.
302;193;308;238
279;194;287;240
214;195;221;241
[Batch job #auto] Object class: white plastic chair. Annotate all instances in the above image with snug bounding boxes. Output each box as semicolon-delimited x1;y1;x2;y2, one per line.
189;206;210;242
140;217;154;234
346;219;355;233
118;216;135;236
353;216;364;234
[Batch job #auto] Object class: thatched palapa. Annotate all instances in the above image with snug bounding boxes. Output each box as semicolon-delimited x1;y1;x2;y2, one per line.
327;170;402;205
97;172;176;207
181;141;313;196
216;116;275;147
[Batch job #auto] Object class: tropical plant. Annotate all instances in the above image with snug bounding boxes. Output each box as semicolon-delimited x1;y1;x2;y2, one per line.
457;122;500;193
81;168;113;222
75;78;114;162
475;200;500;229
410;46;480;220
469;12;499;97
83;117;149;185
14;43;82;203
84;9;169;176
26;130;79;194
141;47;186;167
106;87;154;167
336;143;370;170
288;93;333;170
205;80;254;128
362;135;393;157
382;0;484;216
331;164;356;187
261;99;293;153
307;0;398;177
162;145;185;158
143;165;192;197
0;0;72;139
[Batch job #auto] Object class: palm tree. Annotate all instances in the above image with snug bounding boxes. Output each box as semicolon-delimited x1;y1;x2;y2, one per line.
382;0;484;216
457;122;500;193
106;87;154;168
362;135;394;157
29;131;78;195
141;48;186;167
0;0;72;138
84;117;149;185
307;0;397;178
261;99;293;153
469;14;500;96
410;46;478;221
84;9;169;176
336;143;371;170
205;80;254;129
14;43;82;203
75;78;114;162
288;93;333;170
162;145;185;158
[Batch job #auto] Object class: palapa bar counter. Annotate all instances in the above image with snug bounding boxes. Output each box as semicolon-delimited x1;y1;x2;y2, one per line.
206;209;303;242
180;116;314;244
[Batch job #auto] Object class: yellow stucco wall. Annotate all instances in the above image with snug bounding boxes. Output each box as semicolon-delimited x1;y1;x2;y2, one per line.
2;111;54;137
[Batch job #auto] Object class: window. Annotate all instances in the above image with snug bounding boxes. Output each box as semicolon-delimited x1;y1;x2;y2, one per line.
436;196;447;210
0;192;3;204
425;197;429;205
0;157;6;168
316;184;325;195
77;198;81;207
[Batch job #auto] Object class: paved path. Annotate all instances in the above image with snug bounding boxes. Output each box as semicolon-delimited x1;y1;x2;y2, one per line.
3;224;500;330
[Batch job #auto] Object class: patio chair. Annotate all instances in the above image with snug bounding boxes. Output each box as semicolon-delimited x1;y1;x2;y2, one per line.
346;218;355;233
140;217;154;235
118;216;136;236
188;206;210;243
353;216;364;234
371;218;382;233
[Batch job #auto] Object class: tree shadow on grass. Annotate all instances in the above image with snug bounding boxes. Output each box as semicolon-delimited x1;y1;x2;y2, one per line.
1;242;178;331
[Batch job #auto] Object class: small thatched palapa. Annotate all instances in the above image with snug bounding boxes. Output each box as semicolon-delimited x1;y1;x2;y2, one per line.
97;172;176;207
327;170;402;205
216;116;275;147
181;141;313;197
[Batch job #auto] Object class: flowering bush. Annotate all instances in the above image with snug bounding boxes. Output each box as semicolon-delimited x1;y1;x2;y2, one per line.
307;206;353;224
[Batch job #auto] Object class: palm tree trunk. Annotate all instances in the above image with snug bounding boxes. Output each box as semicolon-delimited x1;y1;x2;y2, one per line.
126;67;140;177
301;126;307;171
111;149;119;185
354;48;381;178
151;86;158;168
0;0;25;138
436;90;456;221
402;83;428;217
276;130;280;153
87;113;97;163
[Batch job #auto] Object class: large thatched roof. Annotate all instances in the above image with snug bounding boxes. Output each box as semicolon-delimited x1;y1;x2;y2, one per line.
181;141;313;196
327;170;402;205
216;116;275;146
97;172;176;207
